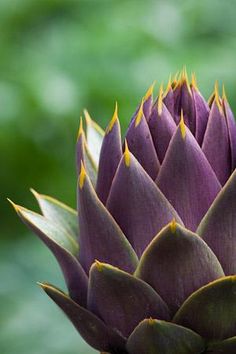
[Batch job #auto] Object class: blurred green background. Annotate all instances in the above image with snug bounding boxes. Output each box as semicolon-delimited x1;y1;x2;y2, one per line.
1;0;236;353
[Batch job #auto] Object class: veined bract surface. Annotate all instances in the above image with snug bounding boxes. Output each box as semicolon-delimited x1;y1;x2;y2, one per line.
10;70;236;354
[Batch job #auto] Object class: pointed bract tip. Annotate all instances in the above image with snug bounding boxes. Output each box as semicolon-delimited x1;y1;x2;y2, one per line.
222;84;228;102
214;81;220;100
191;72;198;90
77;116;84;140
7;198;20;212
148;317;155;325
95;259;103;272
135;99;144;127
79;161;86;189
214;81;223;113
30;188;40;199
214;80;219;94
179;110;186;139
83;109;92;125
181;66;192;95
170;218;177;233
37;281;47;289
84;109;106;135
124;139;131;167
37;282;58;294
181;66;188;81
157;83;163;116
214;81;220;101
107;101;118;134
144;81;156;101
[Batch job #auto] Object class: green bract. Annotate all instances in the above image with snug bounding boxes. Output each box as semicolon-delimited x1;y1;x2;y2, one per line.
11;70;236;353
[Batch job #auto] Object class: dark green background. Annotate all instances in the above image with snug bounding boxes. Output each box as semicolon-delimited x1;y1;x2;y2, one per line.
1;0;236;353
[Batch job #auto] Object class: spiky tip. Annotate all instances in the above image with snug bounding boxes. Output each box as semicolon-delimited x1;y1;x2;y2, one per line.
95;260;103;271
83;108;105;136
180;66;192;95
37;281;47;289
179;110;186;139
222;84;228;102
135;99;144;127
107;102;118;134
191;72;198;90
148;317;155;325
144;81;156;101
83;109;92;125
37;282;58;295
170;218;177;233
7;198;20;212
181;66;188;81
214;81;219;99
77;116;84;140
214;81;221;107
30;188;40;200
79;161;86;189
157;84;163;116
124;139;131;167
214;81;224;115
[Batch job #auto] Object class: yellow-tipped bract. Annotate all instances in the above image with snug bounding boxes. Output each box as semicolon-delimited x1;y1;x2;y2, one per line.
79;161;86;189
124;140;131;167
107;102;118;134
144;81;156;101
84;108;92;125
95;260;103;271
7;198;20;213
222;84;228;102
170;219;177;233
135;99;144;127
148;317;155;325
180;66;192;95
191;73;198;91
84;108;105;136
37;281;48;289
77;117;84;140
214;81;223;114
179;110;186;139
157;84;164;116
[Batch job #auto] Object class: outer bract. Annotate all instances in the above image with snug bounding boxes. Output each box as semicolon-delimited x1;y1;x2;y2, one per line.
11;70;236;354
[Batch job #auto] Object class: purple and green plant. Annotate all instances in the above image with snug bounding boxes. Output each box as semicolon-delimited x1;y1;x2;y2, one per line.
10;69;236;353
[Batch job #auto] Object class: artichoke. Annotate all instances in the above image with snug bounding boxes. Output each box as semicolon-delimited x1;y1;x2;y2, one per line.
10;70;236;354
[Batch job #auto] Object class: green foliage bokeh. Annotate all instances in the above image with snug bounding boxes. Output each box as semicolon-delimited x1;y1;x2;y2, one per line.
1;0;236;353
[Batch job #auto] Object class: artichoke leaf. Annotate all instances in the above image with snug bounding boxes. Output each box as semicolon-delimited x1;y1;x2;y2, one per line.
40;282;126;352
173;276;236;341
31;189;78;240
206;336;236;353
9;201;87;305
88;262;170;338
126;319;205;354
84;108;105;166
